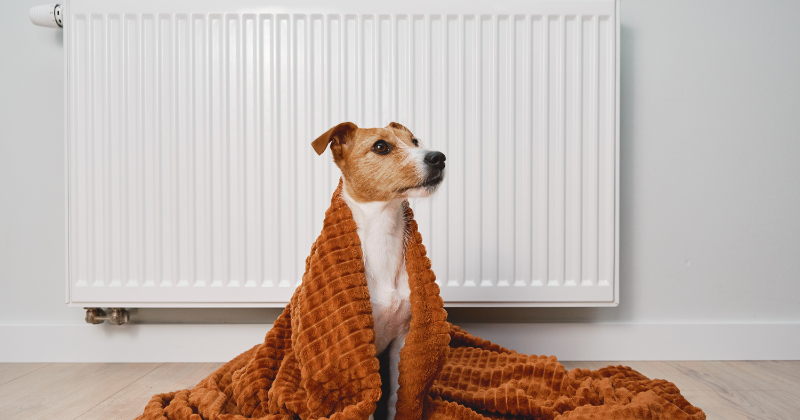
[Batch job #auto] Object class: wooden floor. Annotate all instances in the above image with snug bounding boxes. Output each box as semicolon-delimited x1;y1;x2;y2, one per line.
0;361;798;419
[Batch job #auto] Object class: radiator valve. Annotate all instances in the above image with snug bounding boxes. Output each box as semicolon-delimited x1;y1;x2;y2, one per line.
30;4;62;28
85;308;129;325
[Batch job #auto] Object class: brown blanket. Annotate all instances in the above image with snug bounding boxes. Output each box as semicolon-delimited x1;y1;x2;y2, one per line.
136;182;705;420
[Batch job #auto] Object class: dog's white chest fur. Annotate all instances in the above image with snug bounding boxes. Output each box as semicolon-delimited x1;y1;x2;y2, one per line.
342;191;411;355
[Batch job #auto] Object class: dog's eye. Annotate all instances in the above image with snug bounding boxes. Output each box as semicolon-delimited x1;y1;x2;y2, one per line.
372;140;392;155
412;139;419;147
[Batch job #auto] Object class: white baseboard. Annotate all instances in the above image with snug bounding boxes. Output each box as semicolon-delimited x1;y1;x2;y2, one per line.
1;323;798;363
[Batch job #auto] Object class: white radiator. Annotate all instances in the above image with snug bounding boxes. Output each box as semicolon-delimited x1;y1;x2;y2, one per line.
65;0;619;307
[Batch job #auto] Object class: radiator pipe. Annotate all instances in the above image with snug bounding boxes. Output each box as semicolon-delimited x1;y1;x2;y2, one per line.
85;308;130;325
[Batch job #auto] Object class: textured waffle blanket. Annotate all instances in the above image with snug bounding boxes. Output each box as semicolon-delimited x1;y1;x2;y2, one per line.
136;182;705;420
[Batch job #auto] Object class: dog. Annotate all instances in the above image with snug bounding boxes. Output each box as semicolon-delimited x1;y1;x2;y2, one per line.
311;121;446;420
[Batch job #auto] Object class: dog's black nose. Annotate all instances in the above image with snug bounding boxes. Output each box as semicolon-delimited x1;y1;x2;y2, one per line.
424;151;446;170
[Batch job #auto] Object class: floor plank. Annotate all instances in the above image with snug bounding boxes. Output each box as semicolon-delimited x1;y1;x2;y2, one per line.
645;361;718;391
679;390;753;420
0;363;49;386
0;361;797;419
76;363;222;420
623;361;671;382
730;361;800;395
673;361;781;391
718;361;793;391
769;391;800;416
0;363;160;420
681;389;800;420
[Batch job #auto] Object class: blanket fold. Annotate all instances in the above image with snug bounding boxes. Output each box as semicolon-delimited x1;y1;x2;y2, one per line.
136;181;705;420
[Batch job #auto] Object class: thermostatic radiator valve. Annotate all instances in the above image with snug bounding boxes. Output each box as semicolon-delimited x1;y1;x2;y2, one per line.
30;3;62;28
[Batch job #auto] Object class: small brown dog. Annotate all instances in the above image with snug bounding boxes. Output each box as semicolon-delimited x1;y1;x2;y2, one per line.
312;122;445;419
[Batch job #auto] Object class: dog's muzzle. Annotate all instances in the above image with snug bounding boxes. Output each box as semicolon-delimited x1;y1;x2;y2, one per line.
421;151;446;189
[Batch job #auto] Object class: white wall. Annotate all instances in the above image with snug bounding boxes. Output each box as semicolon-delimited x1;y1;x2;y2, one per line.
1;0;799;361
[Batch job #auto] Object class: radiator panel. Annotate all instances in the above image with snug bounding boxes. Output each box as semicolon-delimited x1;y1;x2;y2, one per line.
65;0;619;306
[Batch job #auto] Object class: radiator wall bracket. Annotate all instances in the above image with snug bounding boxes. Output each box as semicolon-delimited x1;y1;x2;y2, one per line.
84;308;129;325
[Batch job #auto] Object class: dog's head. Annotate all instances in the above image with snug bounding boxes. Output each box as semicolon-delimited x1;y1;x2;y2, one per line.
312;122;446;203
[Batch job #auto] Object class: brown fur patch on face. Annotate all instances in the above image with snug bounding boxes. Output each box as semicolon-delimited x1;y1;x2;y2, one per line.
388;122;420;147
328;126;425;203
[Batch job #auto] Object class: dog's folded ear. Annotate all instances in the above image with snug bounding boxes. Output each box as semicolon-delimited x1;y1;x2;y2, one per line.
312;122;358;156
387;122;411;133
